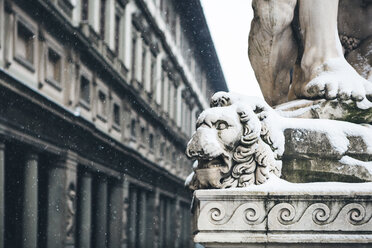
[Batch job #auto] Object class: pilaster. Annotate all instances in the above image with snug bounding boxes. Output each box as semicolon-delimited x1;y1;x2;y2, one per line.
22;152;39;248
121;176;130;247
88;0;100;33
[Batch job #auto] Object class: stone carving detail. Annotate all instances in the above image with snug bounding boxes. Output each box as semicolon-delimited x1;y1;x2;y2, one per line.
66;182;76;240
186;94;282;190
199;201;266;229
197;198;372;232
268;202;372;231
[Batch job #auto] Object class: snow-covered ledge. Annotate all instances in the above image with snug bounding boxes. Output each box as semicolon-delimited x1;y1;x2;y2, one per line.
193;177;372;247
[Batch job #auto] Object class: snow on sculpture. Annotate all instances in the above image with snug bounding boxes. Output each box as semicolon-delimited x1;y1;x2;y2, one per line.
186;95;281;190
186;92;372;190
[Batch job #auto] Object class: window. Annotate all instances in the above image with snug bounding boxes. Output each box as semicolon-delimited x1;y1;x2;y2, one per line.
141;45;147;84
46;48;62;89
81;0;89;21
15;20;35;71
141;127;146;144
172;152;176;164
100;0;106;39
131;119;136;137
97;91;107;120
167;79;173;116
114;14;121;55
79;76;90;107
149;134;154;150
160;70;166;108
160;142;165;157
131;32;137;80
113;103;120;127
150;55;156;93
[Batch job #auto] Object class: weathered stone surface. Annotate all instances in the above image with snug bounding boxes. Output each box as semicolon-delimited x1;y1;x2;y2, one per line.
284;129;342;159
282;128;372;182
276;99;372;124
193;181;372;248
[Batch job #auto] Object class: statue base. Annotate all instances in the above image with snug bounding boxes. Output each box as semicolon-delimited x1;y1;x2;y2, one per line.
193;177;372;247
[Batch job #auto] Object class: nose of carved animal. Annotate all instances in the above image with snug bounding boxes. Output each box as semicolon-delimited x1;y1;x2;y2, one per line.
186;132;204;158
186;127;218;159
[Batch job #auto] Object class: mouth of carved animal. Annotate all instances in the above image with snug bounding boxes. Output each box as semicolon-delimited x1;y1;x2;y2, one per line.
196;154;231;174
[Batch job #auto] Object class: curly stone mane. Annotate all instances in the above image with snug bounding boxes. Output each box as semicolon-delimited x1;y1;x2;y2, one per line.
211;96;281;188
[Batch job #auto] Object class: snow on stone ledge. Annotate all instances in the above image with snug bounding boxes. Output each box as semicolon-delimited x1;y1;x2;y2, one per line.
195;175;372;196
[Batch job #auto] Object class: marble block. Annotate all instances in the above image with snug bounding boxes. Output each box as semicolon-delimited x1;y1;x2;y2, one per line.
192;178;372;248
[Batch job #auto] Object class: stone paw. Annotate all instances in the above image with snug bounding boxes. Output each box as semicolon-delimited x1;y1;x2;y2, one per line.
210;92;232;107
303;57;371;104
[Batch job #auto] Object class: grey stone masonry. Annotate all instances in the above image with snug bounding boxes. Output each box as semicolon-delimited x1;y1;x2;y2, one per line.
193;180;372;248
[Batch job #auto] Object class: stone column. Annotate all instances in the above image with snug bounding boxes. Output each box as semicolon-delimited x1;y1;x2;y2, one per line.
77;172;92;248
105;0;115;48
138;190;147;247
46;155;77;248
22;152;39;248
94;177;108;248
4;1;14;67
174;197;181;248
0;142;4;248
108;180;123;248
120;176;129;247
153;188;160;248
128;187;137;247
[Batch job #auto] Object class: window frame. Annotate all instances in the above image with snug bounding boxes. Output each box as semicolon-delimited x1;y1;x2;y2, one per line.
95;82;109;123
44;39;64;91
78;73;92;110
14;14;37;72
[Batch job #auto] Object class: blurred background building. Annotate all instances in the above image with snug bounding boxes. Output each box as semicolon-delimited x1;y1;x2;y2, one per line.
0;0;226;247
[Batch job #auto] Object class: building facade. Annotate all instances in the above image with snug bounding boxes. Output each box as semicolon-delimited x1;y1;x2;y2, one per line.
0;0;227;247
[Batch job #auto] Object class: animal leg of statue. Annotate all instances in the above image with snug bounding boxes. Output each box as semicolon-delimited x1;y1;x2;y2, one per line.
290;0;372;106
248;0;297;106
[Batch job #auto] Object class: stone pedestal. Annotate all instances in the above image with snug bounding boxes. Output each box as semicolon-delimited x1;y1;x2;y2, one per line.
193;179;372;247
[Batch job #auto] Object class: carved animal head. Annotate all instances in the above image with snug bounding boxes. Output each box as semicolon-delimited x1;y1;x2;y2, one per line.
186;104;273;190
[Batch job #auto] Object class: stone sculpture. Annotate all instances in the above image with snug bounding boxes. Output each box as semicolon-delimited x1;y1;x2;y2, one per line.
187;1;372;246
185;101;281;189
249;0;372;106
186;92;372;190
